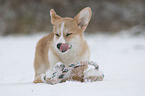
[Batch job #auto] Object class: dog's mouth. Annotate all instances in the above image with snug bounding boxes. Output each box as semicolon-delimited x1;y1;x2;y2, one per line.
57;43;72;53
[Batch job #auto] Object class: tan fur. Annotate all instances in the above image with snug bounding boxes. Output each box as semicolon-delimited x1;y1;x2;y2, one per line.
34;33;55;77
33;75;43;83
33;7;92;83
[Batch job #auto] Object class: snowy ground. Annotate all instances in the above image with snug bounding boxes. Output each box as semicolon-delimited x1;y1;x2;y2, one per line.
0;32;145;96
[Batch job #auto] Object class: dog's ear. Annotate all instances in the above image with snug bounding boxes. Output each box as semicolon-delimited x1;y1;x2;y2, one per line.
50;9;62;24
74;7;92;31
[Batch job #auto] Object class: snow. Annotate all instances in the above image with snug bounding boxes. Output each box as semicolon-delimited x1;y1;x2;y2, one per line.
0;32;145;96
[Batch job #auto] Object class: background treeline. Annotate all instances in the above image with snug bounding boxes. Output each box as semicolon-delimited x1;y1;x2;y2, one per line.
0;0;145;35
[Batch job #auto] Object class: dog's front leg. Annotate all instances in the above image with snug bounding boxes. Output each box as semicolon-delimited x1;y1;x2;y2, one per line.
33;62;65;84
33;74;46;83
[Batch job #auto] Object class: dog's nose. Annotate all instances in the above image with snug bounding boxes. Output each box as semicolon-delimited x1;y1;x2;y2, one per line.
57;43;62;49
57;43;69;53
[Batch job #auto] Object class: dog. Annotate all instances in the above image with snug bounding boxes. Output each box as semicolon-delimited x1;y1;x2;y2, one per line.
33;7;104;84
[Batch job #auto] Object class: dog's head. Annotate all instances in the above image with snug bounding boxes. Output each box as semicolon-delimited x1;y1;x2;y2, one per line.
50;7;92;53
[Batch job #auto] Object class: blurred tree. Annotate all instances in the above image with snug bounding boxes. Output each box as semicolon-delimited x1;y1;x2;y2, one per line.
0;0;145;35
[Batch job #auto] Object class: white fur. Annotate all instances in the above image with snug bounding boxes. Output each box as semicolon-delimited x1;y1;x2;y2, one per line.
61;22;64;36
57;22;66;43
48;49;60;72
79;9;90;25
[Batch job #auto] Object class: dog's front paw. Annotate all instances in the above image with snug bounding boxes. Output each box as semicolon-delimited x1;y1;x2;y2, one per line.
54;62;65;71
83;69;104;82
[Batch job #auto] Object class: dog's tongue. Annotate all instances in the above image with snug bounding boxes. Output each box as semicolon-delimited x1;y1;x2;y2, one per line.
60;44;69;52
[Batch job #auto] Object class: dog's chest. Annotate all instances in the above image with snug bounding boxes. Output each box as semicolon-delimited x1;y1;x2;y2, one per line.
48;48;89;68
59;51;78;65
58;49;89;66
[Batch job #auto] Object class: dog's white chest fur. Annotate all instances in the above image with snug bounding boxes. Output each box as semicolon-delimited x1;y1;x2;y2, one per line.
48;47;89;72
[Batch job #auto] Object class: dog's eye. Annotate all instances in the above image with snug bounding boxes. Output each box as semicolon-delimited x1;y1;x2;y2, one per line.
66;33;72;37
55;33;59;37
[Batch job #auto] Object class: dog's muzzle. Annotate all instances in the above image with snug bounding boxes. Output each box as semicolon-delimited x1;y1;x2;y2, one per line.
57;43;72;53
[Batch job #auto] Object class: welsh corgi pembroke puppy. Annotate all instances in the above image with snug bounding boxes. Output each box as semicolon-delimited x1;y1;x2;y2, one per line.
33;7;104;83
